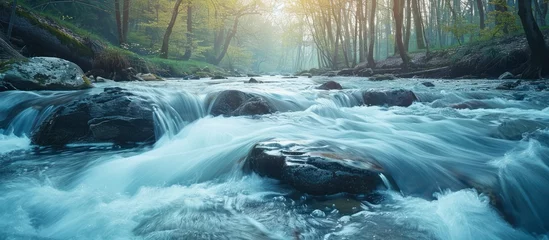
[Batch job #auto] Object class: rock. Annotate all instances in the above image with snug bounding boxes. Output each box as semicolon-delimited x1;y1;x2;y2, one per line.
32;87;155;146
185;75;200;80
300;73;313;78
0;57;93;91
243;140;389;195
207;90;275;117
337;68;355;76
496;80;521;90
317;81;343;90
422;82;435;87
322;71;338;77
362;90;418;107
113;67;139;82
247;78;262;83
369;74;398;81
211;76;228;80
248;74;261;77
356;68;374;77
498;72;515;80
282;76;298;79
0;81;16;92
95;76;109;83
137;73;163;81
496;119;549;140
451;100;490;110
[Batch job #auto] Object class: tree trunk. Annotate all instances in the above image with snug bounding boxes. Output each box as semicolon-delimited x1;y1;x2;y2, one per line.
122;0;131;43
367;0;377;68
114;0;124;45
476;0;485;29
182;0;193;61
404;0;412;51
412;0;426;49
368;0;377;68
393;0;410;69
159;0;184;59
517;0;549;78
213;16;241;65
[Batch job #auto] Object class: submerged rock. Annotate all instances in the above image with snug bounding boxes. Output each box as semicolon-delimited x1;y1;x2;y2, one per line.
0;57;92;91
247;78;262;83
496;119;549;140
369;74;397;81
422;81;435;87
317;81;343;90
361;90;417;107
243;140;389;195
498;72;515;80
136;73;163;81
207;90;274;117
211;76;228;80
496;80;521;90
32;87;155;146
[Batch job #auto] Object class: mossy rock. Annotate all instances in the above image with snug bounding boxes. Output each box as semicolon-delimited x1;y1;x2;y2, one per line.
0;57;93;91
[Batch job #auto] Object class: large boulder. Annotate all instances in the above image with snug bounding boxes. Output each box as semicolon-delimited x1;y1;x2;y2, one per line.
337;68;355;76
495;119;549;140
207;90;275;117
243;140;389;195
32;87;155;146
0;57;92;91
361;90;418;107
317;81;343;90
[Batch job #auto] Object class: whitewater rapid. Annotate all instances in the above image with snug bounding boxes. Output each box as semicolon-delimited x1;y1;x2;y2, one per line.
0;76;548;239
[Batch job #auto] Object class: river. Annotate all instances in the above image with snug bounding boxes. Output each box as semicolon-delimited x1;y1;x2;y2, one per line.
0;76;548;239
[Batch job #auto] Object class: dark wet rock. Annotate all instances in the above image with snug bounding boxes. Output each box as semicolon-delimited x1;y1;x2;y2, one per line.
0;81;16;92
337;68;355;76
282;76;298;79
451;100;490;110
317;81;343;90
369;74;398;81
113;67;139;82
421;82;435;87
247;78;262;83
248;74;261;77
361;90;418;107
498;72;515;80
32;87;155;146
244;140;389;195
211;76;228;80
496;80;521;90
300;73;313;78
356;68;374;77
207;90;274;117
496;119;549;140
0;57;93;91
322;71;338;77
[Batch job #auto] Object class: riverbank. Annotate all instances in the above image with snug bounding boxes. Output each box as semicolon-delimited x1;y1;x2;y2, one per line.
299;31;549;80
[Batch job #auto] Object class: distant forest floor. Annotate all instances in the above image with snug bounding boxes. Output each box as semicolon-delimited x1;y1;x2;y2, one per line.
302;32;549;80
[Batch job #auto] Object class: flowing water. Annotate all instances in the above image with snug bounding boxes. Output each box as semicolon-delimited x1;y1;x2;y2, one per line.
0;76;548;239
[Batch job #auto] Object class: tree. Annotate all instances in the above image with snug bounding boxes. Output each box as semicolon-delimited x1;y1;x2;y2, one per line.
160;0;184;59
122;0;131;43
476;0;486;29
114;0;124;45
182;0;192;61
411;0;426;49
393;0;410;69
367;0;377;68
517;0;549;79
6;0;17;40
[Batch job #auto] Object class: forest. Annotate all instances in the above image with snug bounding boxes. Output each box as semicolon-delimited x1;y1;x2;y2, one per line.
0;0;549;239
1;0;549;78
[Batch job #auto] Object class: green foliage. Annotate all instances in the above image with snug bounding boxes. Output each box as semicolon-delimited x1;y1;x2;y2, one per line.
443;17;477;45
146;58;220;77
480;1;521;40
